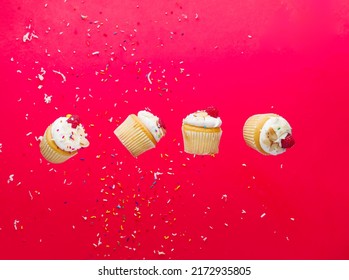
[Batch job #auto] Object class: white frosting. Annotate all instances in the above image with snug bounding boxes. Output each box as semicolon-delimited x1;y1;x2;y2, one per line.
51;117;89;152
183;111;222;128
137;111;166;142
259;116;292;155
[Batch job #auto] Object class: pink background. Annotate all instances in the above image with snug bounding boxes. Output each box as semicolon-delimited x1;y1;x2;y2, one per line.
0;0;349;259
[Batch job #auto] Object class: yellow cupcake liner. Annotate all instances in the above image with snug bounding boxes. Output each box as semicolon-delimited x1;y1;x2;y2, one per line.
114;114;156;157
243;113;278;155
182;125;222;155
40;126;77;163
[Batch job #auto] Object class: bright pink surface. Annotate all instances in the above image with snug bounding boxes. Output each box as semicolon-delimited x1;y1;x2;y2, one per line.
1;0;349;260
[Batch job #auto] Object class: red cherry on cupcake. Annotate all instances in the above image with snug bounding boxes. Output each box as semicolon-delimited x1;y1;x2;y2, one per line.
281;134;295;148
205;106;219;118
67;115;81;128
158;118;166;130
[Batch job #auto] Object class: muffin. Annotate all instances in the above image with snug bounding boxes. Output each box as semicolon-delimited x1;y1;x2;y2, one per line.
40;114;90;163
243;113;295;155
114;110;166;157
182;106;222;155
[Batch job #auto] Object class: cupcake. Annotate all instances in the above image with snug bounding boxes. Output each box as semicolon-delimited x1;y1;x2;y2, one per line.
114;110;166;157
40;114;90;163
182;106;222;155
243;113;295;155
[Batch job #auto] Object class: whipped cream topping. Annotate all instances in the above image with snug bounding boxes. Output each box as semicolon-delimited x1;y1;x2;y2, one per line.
137;110;166;142
259;116;292;155
183;111;222;128
51;117;89;152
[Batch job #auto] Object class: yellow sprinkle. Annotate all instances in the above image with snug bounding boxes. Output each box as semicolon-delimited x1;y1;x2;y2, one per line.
164;236;169;240
120;225;124;230
66;114;72;118
175;185;181;191
90;216;96;219
100;178;105;181
106;210;111;214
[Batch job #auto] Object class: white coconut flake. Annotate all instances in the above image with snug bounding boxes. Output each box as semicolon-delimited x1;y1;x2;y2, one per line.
261;213;266;218
52;70;66;83
14;220;20;230
146;71;153;84
44;94;52;104
37;67;46;81
23;31;38;42
7;174;14;184
154;171;163;180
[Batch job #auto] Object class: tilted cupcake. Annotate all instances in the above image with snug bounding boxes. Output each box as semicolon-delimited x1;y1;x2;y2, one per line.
40;114;90;163
243;113;295;155
182;106;222;155
114;110;166;157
